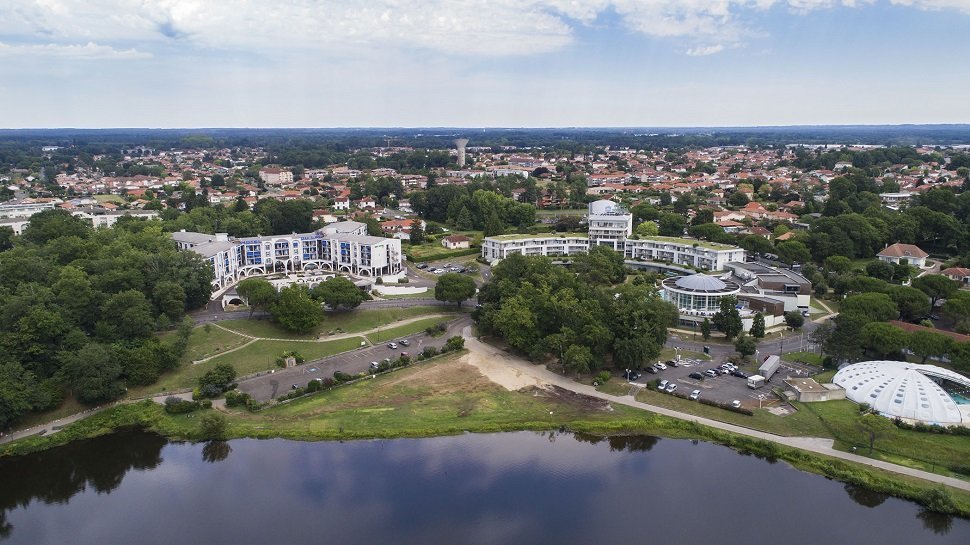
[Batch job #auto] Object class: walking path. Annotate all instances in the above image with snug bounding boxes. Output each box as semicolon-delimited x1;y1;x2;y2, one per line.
462;328;970;492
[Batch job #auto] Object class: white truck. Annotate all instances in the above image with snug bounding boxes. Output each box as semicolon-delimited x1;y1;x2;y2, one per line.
758;355;781;381
747;374;766;389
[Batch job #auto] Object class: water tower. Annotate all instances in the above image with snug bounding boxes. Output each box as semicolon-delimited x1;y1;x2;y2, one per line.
454;138;469;169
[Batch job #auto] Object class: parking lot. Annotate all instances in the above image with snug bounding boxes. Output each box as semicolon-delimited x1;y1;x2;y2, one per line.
628;356;819;409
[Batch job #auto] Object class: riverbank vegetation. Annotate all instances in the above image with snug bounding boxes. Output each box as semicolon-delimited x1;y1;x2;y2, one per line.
0;211;212;429
3;352;968;517
476;251;678;371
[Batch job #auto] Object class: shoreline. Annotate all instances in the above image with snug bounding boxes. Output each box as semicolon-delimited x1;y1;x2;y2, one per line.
1;399;968;519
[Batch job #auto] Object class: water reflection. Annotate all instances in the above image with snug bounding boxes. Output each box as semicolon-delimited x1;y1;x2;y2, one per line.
0;431;966;545
201;441;232;463
844;483;889;508
0;432;164;539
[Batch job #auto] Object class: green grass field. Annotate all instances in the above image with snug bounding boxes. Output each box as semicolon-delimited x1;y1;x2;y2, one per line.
127;336;364;396
219;306;451;340
785;351;825;366
159;325;250;364
366;316;454;344
93;194;125;204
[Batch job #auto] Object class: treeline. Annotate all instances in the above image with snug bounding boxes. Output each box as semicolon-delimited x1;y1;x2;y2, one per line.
0;210;213;429
788;146;941;171
159;199;316;237
476;249;678;372
411;185;535;235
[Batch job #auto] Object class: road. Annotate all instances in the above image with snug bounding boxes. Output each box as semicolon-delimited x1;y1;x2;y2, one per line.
237;316;472;401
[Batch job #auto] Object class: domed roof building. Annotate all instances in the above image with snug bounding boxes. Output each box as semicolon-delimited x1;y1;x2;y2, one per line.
833;361;970;425
661;273;741;316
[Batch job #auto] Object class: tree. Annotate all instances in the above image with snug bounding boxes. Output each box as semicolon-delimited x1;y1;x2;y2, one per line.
908;330;952;364
573;244;625;285
866;260;896;282
563;344;593;375
199;412;227;440
712;296;743;340
0;226;13;252
734;333;757;359
635;221;659;237
750;313;766;338
236;277;277;318
483;209;504;236
825;255;853;275
775;240;811;264
700;317;711;340
409;220;425;244
888;286;931;322
198;363;237;395
435;273;476;307
943;291;970;333
658;213;687;237
857;413;896;455
912;275;958;308
58;343;125;404
841;293;899;323
99;290;155;340
270;285;324;333
312;276;364;310
859;322;907;358
784;311;805;330
153;280;187;322
727;191;749;207
0;362;40;429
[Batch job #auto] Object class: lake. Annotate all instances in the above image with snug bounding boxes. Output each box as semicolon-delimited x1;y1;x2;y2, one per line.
0;431;967;544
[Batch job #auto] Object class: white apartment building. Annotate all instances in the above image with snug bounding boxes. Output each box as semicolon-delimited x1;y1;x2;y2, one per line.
73;209;160;228
481;200;744;271
0;199;56;219
587;199;633;251
258;167;294;186
173;221;403;293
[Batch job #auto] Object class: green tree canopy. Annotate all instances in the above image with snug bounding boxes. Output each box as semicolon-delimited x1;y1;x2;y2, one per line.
270;285;324;333
312;276;364;310
435;273;477;307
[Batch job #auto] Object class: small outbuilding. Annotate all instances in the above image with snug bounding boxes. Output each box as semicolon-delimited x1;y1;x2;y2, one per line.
783;378;845;402
442;235;472;249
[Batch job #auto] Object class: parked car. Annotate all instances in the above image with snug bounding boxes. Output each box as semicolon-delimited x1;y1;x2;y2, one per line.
291;384;299;390
369;361;380;371
623;370;641;381
731;400;742;408
689;372;705;380
689;389;701;400
704;370;718;378
658;380;669;390
666;359;679;367
645;366;658;374
665;383;677;393
730;370;748;378
655;362;667;371
400;351;409;358
416;263;429;269
399;339;410;346
387;342;398;349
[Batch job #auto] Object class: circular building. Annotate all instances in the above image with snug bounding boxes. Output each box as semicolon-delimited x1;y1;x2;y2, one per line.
833;361;970;426
661;273;741;316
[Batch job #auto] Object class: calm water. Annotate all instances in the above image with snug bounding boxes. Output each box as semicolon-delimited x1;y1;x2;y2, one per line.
1;431;967;544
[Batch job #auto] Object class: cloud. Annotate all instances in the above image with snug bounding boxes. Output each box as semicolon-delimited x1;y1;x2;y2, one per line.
0;41;151;60
0;0;967;59
686;44;726;56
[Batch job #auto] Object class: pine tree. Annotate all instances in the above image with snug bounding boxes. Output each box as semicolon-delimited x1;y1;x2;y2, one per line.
751;312;766;338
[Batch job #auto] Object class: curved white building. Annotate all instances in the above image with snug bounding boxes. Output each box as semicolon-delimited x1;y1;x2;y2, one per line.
833;361;970;425
661;273;741;315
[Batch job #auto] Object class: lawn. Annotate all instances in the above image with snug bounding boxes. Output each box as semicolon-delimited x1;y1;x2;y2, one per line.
127;336;365;396
784;351;825;366
93;194;125;204
406;243;479;261
366;316;454;344
633;388;832;437
800;401;970;479
159;325;250;364
219;306;452;340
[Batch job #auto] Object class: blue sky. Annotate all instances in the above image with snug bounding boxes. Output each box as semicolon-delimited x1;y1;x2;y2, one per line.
0;1;968;128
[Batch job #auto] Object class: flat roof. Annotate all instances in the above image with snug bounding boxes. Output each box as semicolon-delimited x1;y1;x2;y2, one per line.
487;233;589;241
631;235;742;251
784;378;828;394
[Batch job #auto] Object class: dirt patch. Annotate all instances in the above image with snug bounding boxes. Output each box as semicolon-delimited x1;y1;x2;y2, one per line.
462;345;544;391
525;385;612;412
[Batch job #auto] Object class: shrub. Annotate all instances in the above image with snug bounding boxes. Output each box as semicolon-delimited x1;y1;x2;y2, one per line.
859;402;871;414
224;390;252;408
164;396;201;414
199;412;227;440
398;277;409;284
595;371;611;384
275;351;305;368
320;377;337;388
306;379;322;392
444;336;465;352
333;370;353;382
421;346;438;358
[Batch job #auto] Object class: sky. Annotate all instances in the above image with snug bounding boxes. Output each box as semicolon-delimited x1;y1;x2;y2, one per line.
0;0;969;128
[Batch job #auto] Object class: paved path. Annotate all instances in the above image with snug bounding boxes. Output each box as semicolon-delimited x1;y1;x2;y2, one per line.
462;328;970;492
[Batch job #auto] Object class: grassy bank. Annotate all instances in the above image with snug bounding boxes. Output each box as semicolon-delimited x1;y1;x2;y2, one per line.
219;306;450;340
366;316;453;344
3;353;969;517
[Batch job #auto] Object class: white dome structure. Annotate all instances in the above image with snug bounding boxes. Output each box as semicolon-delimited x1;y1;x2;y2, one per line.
833;361;970;425
675;274;728;292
